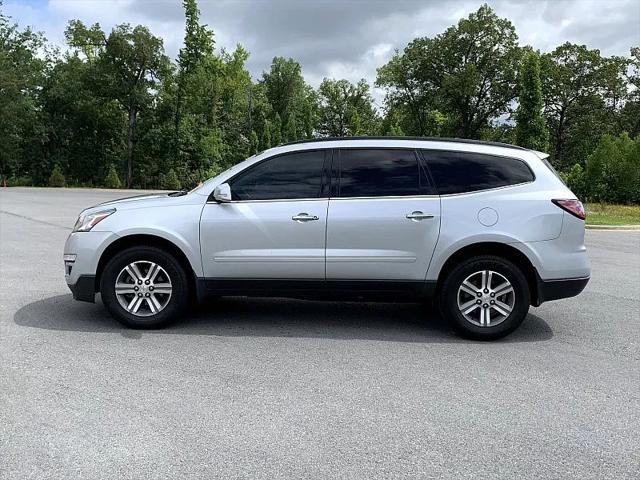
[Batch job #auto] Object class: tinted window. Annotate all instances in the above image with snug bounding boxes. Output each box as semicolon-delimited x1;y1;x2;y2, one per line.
422;150;534;195
230;150;326;200
338;149;423;197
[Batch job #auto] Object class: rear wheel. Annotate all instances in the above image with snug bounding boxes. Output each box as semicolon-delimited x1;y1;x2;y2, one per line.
439;255;530;340
100;246;189;328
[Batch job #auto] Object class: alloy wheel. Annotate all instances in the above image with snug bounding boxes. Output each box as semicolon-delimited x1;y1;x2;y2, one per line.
456;270;515;327
114;261;172;317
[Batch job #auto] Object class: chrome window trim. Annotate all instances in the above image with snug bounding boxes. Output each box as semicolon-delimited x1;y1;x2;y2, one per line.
206;194;440;205
329;194;440;201
437;181;534;197
206;197;329;205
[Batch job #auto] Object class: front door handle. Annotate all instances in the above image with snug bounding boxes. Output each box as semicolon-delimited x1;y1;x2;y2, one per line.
292;213;319;222
406;211;434;221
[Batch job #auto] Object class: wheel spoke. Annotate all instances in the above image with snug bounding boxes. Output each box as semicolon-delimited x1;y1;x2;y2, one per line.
459;299;477;311
146;297;156;313
493;283;513;297
460;282;477;297
125;264;142;282
146;263;160;282
115;283;136;294
493;300;512;317
479;307;486;326
133;297;145;313
153;283;172;294
481;270;488;290
487;271;493;290
463;304;479;315
485;307;491;326
127;296;140;311
149;294;162;312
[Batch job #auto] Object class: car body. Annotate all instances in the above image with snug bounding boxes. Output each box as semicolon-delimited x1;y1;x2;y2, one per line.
64;137;590;339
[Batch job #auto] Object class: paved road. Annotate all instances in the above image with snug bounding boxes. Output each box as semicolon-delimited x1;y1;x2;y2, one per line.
1;187;639;479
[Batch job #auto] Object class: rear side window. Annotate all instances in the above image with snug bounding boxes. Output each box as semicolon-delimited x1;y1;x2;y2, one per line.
422;150;534;195
230;150;326;201
337;149;427;197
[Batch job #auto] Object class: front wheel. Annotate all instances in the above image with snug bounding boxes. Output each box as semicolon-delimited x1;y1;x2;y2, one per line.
100;246;189;328
439;255;530;340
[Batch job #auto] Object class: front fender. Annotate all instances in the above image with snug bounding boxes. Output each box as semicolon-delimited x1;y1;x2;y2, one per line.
93;203;205;276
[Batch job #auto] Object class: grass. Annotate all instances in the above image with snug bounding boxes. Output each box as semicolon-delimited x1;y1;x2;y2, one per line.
584;203;640;226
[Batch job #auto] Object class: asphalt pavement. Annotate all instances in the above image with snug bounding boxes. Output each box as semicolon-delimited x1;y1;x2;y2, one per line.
1;187;639;479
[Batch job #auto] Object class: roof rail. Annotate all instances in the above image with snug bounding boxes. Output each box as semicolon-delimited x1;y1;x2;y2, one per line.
281;136;528;151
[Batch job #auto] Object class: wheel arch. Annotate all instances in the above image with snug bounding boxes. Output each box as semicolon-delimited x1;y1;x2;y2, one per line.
435;242;541;306
95;234;198;298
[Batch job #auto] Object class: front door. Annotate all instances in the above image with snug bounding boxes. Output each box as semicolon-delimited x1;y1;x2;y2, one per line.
326;148;441;281
200;149;329;279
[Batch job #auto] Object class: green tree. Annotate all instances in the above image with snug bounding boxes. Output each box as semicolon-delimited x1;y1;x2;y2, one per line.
303;101;315;138
261;120;272;149
261;57;305;119
562;163;587;200
620;47;640;137
48;165;65;187
317;78;377;137
272;112;282;145
66;21;170;187
104;164;122;188
249;130;259;154
515;51;549;151
163;168;182;190
377;4;520;138
0;8;47;180
540;43;608;168
260;57;315;138
586;133;640;203
285;114;297;142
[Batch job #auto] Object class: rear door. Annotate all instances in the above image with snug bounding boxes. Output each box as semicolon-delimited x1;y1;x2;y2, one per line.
325;148;441;281
200;149;330;279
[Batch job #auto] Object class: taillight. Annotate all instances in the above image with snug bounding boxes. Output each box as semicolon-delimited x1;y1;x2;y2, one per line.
552;199;586;220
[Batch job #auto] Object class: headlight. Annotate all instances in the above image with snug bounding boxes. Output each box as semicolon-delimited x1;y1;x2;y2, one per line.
72;209;115;232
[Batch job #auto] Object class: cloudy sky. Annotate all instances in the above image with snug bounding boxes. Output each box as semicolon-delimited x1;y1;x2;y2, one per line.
5;0;639;106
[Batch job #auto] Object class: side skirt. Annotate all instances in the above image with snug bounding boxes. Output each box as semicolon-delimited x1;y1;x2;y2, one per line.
198;278;437;302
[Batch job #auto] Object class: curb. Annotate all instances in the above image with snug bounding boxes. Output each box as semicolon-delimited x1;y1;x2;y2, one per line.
586;224;640;231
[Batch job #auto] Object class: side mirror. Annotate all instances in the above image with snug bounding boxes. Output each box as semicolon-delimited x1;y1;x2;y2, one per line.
213;183;232;203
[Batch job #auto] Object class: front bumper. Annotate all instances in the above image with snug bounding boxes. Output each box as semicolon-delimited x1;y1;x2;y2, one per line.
64;231;117;303
68;275;96;303
535;276;590;305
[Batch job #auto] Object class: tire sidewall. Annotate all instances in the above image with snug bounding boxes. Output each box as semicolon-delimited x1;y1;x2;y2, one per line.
440;256;530;340
101;247;189;328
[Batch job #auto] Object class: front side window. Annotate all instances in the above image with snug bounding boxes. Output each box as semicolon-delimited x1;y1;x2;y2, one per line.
230;150;326;201
422;150;534;195
337;149;424;198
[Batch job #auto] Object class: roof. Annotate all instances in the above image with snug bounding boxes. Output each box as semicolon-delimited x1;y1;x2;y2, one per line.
282;136;528;151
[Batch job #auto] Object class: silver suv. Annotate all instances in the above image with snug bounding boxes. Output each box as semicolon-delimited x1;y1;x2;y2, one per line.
64;138;590;339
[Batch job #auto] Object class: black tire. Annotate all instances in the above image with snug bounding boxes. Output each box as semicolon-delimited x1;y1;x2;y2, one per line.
100;246;189;328
438;255;530;340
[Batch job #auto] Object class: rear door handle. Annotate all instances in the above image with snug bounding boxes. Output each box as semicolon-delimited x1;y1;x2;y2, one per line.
406;211;434;221
292;213;319;222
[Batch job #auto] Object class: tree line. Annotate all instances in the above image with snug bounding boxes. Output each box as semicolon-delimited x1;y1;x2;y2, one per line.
1;1;638;202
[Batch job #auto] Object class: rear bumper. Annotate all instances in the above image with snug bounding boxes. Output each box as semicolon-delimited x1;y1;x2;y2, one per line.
535;276;589;305
67;275;96;303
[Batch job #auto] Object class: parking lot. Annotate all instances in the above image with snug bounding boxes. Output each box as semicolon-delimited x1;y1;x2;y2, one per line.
1;187;639;479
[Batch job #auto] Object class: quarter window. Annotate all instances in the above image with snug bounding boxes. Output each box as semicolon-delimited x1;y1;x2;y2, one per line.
422;150;534;195
230;150;326;201
337;149;425;197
